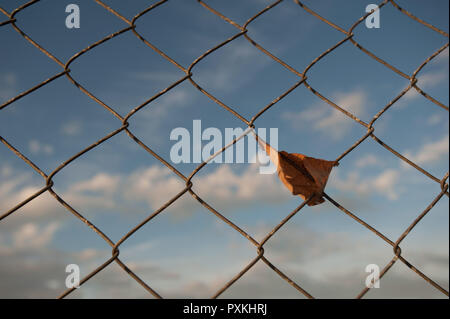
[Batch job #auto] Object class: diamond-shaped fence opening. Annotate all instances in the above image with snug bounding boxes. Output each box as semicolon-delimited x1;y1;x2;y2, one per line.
0;0;448;299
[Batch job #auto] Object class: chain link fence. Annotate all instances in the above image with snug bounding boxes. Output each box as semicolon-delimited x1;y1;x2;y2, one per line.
0;0;448;299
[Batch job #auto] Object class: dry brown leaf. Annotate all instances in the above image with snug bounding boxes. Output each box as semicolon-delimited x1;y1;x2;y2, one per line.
257;134;338;206
277;151;337;205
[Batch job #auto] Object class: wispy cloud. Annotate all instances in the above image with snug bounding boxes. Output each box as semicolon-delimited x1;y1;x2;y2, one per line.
12;222;60;250
175;223;449;298
403;135;449;167
0;161;446;298
281;90;367;140
28;139;54;156
330;167;401;200
69;173;120;195
427;113;444;125
135;86;195;123
0;162;289;225
355;154;380;168
123;163;289;217
402;47;448;102
0;72;17;102
432;47;449;65
0;167;118;226
194;41;270;92
61;120;82;136
403;70;448;101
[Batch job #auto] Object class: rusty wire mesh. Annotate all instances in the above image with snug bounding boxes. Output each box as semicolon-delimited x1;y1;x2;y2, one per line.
0;0;448;299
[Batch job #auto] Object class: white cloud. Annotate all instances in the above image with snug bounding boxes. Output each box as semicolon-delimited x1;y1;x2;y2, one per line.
195;41;269;92
123;165;185;211
137;87;194;123
355;154;380;168
0;162;289;224
0;168;117;226
193;164;288;205
124;163;289;216
403;68;448;102
432;47;449;65
0;169;60;222
331;167;401;200
70;173;120;194
0;73;17;101
12;222;59;250
397;46;448;104
0;182;63;223
417;71;448;89
61;121;82;136
403;135;449;167
130;71;183;84
178;223;449;298
427;113;443;125
0;163;446;298
0;227;445;298
28;139;54;155
282;90;367;140
77;248;100;261
1;165;13;178
371;169;400;200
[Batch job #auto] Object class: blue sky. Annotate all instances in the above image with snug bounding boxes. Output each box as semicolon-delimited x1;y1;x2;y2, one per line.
0;0;448;298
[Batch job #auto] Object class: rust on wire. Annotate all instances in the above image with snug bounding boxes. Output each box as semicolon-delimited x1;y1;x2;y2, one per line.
0;0;448;299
